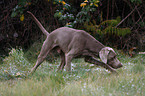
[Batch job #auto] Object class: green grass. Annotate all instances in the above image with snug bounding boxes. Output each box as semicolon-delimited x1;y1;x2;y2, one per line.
0;48;145;96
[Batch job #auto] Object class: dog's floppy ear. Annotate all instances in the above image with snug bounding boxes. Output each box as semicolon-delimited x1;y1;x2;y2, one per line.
99;47;113;64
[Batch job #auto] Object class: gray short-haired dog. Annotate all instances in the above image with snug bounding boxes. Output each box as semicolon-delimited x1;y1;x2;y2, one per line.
27;11;123;74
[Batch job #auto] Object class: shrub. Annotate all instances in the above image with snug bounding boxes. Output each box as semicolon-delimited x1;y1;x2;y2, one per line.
0;48;31;80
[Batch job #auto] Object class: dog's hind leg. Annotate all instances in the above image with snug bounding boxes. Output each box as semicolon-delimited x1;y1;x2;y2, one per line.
57;51;65;71
30;38;52;74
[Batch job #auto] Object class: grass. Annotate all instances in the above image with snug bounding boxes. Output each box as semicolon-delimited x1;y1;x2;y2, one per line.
0;48;145;96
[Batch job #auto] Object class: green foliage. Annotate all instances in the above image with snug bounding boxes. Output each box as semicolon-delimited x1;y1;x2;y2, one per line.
130;0;142;4
77;0;99;24
99;16;121;27
54;0;131;37
11;0;31;21
138;21;145;27
53;0;74;27
11;0;132;37
84;21;96;32
97;17;131;36
54;0;100;28
98;26;131;36
84;16;131;36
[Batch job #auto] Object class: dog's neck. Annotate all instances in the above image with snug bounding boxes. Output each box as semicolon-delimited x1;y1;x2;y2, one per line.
95;41;105;54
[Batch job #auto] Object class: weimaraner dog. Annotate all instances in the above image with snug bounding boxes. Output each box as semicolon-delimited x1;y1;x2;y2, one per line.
27;11;123;74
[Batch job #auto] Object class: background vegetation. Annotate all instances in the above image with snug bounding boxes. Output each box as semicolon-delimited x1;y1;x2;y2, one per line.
0;0;145;57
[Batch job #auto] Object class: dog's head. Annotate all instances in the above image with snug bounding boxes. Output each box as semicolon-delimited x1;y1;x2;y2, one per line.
99;47;123;69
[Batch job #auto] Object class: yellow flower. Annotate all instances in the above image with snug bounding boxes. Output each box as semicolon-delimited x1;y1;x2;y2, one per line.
84;0;88;3
59;1;61;3
20;14;24;21
62;1;66;5
90;3;93;6
66;22;71;25
58;12;62;15
80;3;87;7
28;2;31;5
53;2;56;4
63;8;66;10
16;72;21;77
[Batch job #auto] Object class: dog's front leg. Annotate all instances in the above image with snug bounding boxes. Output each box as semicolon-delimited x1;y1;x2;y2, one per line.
30;56;44;73
85;56;117;73
64;53;73;71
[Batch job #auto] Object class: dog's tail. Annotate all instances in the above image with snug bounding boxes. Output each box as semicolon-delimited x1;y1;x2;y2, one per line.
27;11;49;36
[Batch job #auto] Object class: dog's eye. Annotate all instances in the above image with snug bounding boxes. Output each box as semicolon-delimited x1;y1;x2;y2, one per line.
110;58;114;61
109;56;116;61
